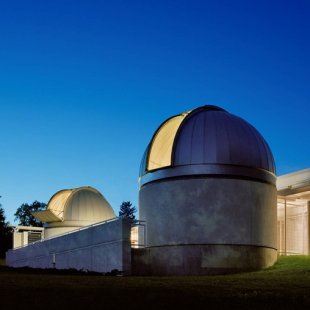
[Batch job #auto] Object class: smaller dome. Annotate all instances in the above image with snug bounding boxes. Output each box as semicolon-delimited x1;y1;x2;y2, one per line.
33;186;116;225
63;187;115;222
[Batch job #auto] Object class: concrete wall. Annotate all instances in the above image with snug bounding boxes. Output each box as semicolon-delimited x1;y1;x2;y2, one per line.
13;231;24;248
6;218;132;274
43;226;83;239
138;177;277;275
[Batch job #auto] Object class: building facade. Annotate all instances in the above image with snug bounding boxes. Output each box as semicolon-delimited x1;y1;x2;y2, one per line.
277;168;310;255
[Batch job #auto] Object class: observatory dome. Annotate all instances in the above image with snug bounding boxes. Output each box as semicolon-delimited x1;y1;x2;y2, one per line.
140;105;275;186
33;186;116;238
138;105;277;275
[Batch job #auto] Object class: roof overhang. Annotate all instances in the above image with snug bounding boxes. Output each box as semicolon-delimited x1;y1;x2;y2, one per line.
277;168;310;200
32;210;62;223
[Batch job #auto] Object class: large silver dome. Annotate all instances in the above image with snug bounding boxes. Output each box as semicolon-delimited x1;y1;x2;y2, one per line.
140;105;276;186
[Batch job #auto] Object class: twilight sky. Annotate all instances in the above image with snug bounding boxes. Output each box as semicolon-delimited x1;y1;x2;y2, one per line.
0;0;309;223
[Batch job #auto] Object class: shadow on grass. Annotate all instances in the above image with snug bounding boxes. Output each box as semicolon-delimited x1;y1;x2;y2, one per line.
0;264;122;276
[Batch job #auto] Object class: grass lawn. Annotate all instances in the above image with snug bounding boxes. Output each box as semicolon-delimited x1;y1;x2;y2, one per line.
0;256;310;309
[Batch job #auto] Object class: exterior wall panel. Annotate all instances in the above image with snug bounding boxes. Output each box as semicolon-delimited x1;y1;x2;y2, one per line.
6;218;131;274
138;177;277;275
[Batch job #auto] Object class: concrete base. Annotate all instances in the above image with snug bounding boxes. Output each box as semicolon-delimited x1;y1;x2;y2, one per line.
132;244;277;275
44;226;82;239
139;177;277;275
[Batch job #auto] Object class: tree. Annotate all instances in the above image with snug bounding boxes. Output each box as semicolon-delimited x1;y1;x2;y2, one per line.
14;201;46;227
119;201;137;223
0;196;13;258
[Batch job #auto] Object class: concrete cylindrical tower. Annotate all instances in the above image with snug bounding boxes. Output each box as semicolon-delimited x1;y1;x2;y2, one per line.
137;105;277;275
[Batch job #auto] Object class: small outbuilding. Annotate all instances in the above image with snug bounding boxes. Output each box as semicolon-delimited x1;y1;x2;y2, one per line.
6;186;131;273
33;186;116;238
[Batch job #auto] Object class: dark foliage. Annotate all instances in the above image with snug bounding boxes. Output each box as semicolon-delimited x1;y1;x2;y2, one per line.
119;201;137;223
14;200;46;227
0;197;13;257
2;265;122;276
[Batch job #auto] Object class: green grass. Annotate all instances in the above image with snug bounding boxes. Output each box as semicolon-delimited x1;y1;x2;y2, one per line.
1;256;310;309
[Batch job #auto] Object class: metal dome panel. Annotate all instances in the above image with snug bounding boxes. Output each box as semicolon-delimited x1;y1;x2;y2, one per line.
32;210;62;223
33;186;116;225
139;105;276;185
63;187;115;222
46;189;72;220
173;108;275;172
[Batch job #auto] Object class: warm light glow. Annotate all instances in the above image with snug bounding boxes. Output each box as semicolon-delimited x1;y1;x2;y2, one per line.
131;226;139;247
277;198;309;255
47;189;72;219
147;112;189;170
130;224;146;248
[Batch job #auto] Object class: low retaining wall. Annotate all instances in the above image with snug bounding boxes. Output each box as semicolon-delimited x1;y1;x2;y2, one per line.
6;218;132;274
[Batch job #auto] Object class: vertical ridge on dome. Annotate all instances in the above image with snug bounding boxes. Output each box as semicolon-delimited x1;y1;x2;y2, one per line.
147;112;189;171
216;111;231;163
190;111;204;163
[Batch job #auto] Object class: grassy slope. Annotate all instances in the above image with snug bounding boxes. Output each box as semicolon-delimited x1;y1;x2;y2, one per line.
0;256;310;309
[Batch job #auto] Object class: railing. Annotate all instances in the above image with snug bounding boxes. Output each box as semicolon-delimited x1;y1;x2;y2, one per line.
10;217;147;251
43;217;120;241
11;217;121;250
278;251;308;256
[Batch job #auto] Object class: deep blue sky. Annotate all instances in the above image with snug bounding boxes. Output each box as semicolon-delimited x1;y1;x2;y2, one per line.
1;0;309;223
